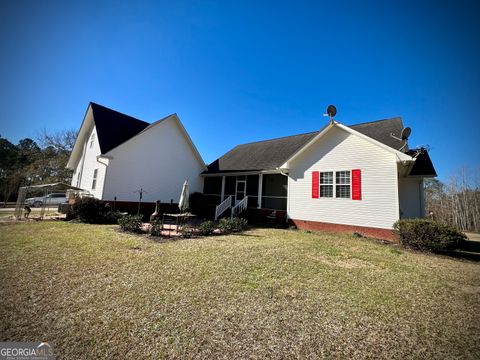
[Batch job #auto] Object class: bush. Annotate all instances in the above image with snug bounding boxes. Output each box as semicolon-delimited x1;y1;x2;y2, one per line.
218;217;248;234
71;197;120;224
102;210;122;224
118;214;143;233
189;192;207;217
180;226;195;238
393;219;466;252
149;219;163;236
198;220;216;236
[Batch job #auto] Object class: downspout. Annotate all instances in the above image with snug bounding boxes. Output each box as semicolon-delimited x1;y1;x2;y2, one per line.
96;156;111;200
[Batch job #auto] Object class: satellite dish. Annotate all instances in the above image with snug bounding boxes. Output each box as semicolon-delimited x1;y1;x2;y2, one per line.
326;105;337;118
401;127;411;140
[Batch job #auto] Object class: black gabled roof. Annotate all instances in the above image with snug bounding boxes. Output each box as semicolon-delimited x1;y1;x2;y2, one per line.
90;102;150;154
203;117;406;174
405;149;437;177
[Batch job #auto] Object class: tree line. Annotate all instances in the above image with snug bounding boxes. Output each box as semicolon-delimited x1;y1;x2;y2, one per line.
0;130;77;202
425;167;480;232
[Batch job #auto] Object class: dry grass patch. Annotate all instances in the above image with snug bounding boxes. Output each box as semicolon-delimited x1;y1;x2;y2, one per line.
0;222;479;359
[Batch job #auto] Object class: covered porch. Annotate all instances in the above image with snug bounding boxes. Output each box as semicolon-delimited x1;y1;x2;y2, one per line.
202;172;288;218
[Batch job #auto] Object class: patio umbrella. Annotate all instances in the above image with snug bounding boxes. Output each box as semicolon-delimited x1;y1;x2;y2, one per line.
178;180;189;212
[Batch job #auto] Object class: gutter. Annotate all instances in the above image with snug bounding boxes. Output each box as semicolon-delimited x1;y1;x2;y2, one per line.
200;169;285;177
96;155;112;166
96;155;112;200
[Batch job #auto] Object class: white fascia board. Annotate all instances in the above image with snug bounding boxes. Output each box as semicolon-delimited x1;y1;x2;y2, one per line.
171;114;207;170
96;154;113;166
101;113;171;156
102;113;207;170
279;122;335;169
97;155;113;160
335;122;413;161
280;121;413;169
66;104;94;169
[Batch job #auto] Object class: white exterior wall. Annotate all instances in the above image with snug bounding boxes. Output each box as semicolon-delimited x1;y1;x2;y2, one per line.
288;126;399;229
71;125;106;199
102;118;204;202
398;177;424;218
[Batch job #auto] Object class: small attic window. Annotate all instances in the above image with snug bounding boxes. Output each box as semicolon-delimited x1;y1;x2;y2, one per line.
92;169;98;190
89;133;95;148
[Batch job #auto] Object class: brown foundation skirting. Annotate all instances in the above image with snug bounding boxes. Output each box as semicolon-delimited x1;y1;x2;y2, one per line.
289;219;395;241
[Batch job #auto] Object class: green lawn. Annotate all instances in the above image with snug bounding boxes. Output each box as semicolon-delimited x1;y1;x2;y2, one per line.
0;222;479;359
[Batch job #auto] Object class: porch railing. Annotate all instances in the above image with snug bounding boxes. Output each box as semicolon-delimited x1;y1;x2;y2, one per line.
231;196;248;218
215;196;232;220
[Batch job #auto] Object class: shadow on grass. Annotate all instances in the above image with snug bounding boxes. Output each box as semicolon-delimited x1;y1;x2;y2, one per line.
143;231;264;244
443;240;480;262
423;240;480;262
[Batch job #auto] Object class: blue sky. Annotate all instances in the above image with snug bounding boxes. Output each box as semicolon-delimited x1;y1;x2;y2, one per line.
1;0;479;181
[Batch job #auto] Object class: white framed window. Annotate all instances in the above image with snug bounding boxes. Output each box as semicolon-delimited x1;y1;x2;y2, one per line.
76;170;82;187
92;169;98;190
320;171;333;198
335;170;351;198
318;170;351;199
89;133;95;148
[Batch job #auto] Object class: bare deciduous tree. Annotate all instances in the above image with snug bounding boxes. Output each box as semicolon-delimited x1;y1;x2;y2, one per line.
425;166;480;232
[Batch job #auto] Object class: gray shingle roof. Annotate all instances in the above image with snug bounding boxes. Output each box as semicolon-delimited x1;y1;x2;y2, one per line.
350;117;404;150
203;117;406;174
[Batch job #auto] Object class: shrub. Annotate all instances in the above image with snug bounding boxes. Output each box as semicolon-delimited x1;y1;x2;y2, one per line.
189;192;207;217
149;219;163;237
102;210;122;224
118;214;143;233
180;226;195;238
71;197;120;224
218;217;248;234
198;220;216;236
393;219;466;252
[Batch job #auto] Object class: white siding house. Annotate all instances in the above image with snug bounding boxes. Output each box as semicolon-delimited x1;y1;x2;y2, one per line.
286;126;400;230
278;121;434;238
67;103;205;203
101;115;204;202
202;117;436;239
71;126;106;199
68;102;436;239
70;105;107;199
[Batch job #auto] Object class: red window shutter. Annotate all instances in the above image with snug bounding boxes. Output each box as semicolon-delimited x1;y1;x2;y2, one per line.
312;171;319;198
352;169;362;200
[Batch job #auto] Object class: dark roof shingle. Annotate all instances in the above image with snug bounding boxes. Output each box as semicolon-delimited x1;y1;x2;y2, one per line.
90;102;150;154
204;117;406;174
405;149;437;177
205;132;318;173
350;117;404;150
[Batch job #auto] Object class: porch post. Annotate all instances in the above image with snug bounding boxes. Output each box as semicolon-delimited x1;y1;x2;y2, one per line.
221;176;225;202
257;174;263;208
